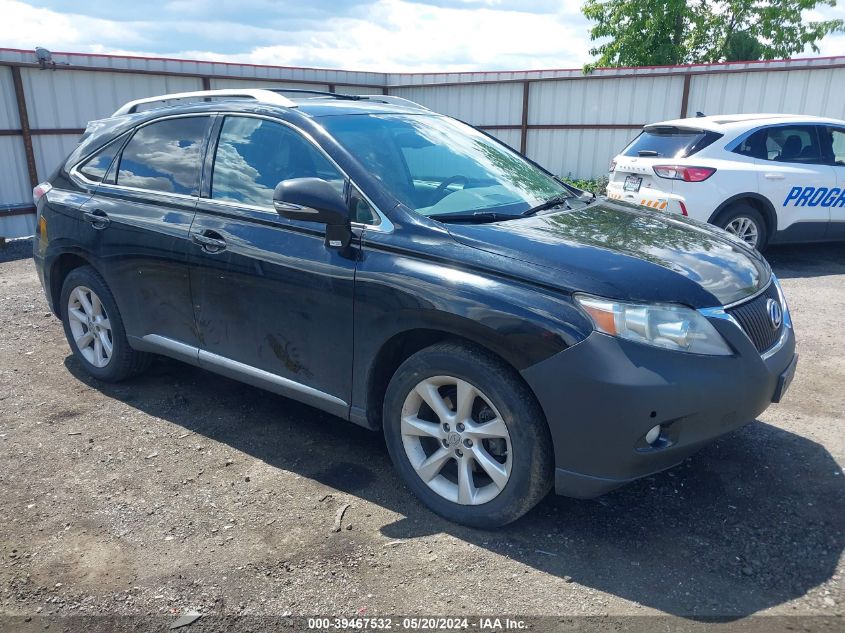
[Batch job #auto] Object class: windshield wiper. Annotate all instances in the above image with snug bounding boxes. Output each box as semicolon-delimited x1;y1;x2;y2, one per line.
430;211;516;224
520;193;574;217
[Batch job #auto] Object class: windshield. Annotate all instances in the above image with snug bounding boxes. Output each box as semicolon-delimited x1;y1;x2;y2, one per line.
320;114;566;217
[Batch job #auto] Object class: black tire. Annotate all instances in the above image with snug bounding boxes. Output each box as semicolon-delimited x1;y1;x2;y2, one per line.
383;341;553;528
60;265;151;382
714;203;768;251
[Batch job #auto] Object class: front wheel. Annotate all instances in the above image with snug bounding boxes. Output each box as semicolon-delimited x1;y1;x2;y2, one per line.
383;341;553;528
715;204;768;250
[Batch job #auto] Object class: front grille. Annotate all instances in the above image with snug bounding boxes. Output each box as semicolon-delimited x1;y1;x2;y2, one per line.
726;282;783;353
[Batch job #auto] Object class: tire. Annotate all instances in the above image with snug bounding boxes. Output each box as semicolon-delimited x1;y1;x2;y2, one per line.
383;341;553;528
60;265;151;382
714;204;768;250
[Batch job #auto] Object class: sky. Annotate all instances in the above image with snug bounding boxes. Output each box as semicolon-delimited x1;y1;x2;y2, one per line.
1;0;845;72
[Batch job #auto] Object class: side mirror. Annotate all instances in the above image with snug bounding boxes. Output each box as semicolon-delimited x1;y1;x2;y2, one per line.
273;178;352;249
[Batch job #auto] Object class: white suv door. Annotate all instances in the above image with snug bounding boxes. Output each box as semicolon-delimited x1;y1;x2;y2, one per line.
739;124;834;240
825;126;845;240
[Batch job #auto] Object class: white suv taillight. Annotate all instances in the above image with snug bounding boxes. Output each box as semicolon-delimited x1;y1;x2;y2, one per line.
653;165;715;182
33;182;52;205
609;159;617;172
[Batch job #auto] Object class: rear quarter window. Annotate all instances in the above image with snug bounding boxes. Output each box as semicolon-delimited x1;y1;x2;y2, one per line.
78;138;122;183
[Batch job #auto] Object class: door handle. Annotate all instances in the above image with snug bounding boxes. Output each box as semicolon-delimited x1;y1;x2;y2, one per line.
191;231;227;253
763;173;785;180
82;209;110;229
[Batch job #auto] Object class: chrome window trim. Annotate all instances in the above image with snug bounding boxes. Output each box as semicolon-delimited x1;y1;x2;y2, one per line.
207;112;393;233
69;111;393;232
70;112;214;195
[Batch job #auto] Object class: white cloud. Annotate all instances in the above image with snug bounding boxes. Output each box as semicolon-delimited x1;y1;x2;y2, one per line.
1;0;844;72
0;0;149;50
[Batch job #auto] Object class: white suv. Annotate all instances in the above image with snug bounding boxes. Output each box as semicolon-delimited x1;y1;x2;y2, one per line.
606;113;845;249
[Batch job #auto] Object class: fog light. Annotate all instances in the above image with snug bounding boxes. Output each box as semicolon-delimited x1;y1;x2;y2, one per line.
645;424;661;445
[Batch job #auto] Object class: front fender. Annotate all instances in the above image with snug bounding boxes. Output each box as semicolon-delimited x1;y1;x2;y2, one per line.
351;230;593;422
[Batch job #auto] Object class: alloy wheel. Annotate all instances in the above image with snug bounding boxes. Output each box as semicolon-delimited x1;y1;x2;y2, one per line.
67;286;113;368
725;216;759;248
400;375;512;505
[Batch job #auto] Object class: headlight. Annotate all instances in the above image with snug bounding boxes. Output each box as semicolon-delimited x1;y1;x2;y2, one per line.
574;294;732;355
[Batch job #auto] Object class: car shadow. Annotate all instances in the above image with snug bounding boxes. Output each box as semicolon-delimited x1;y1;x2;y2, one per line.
766;241;845;279
63;355;844;620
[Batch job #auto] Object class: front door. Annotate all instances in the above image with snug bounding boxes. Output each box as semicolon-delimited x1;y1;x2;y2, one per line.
824;126;845;240
188;115;356;416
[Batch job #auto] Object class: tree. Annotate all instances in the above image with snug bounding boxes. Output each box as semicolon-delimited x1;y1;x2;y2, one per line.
582;0;844;69
724;31;764;61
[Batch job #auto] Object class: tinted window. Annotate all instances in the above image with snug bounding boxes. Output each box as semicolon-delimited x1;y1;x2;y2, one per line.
117;117;210;194
211;117;344;208
78;137;123;183
770;125;822;163
321;114;564;218
732;129;767;159
622;128;720;158
734;125;824;164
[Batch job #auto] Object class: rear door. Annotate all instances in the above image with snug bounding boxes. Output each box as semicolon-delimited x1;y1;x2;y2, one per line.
744;124;833;240
187;114;357;415
83;115;212;353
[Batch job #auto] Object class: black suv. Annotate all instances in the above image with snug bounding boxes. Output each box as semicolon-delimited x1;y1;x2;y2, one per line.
33;89;797;527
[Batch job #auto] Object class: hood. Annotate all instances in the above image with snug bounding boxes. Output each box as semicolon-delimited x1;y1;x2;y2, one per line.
445;201;770;308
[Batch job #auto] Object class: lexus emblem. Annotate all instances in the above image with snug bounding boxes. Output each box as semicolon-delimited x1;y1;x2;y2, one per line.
767;298;783;330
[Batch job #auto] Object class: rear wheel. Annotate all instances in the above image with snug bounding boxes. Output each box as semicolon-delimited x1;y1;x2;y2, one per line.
383;341;553;528
715;204;768;250
60;266;151;382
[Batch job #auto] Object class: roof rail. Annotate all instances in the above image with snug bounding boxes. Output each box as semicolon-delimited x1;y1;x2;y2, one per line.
268;88;362;100
360;95;429;110
112;89;297;116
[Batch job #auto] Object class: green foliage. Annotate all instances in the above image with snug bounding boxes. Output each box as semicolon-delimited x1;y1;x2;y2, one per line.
582;0;844;69
724;31;765;61
562;175;609;195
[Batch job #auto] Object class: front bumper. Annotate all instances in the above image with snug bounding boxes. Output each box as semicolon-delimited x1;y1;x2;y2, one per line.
521;315;796;498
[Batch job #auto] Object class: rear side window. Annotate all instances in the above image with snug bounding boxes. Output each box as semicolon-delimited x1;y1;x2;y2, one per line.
210;116;344;208
116;116;211;195
622;128;721;158
733;125;824;164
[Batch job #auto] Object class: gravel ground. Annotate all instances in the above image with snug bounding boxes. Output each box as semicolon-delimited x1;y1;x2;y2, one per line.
0;238;843;631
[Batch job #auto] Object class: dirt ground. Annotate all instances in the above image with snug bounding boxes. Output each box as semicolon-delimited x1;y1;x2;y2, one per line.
0;238;843;631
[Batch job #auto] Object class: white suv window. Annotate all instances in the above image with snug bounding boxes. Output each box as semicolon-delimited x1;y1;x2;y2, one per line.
735;125;824;164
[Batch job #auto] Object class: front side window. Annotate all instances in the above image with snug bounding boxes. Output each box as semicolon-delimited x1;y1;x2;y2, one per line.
768;125;822;163
210;116;345;209
321;114;565;218
116;116;211;194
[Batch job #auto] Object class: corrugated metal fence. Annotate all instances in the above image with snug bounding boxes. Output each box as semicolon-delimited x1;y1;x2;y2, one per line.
3;47;845;237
